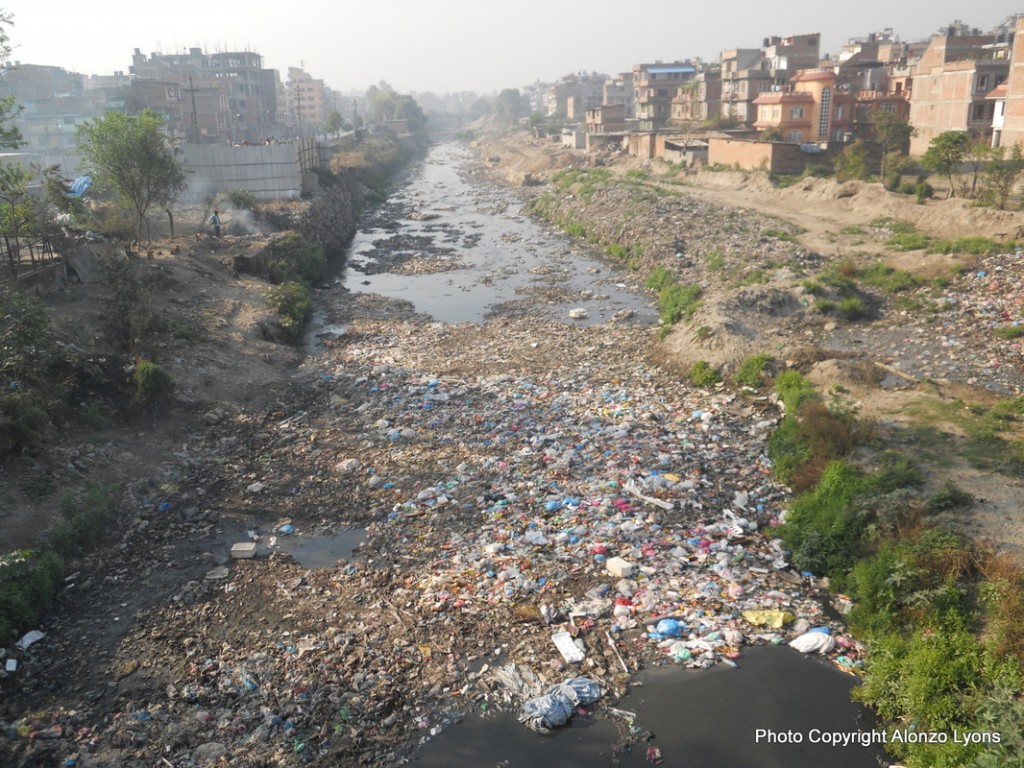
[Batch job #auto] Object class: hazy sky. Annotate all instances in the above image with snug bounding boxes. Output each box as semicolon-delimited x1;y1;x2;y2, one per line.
4;1;1022;95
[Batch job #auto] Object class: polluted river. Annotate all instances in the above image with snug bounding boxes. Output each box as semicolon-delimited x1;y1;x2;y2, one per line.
3;142;892;767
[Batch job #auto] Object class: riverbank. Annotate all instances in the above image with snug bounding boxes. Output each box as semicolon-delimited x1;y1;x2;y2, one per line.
2;131;1022;767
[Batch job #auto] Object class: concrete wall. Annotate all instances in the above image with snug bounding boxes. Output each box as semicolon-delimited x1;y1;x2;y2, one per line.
708;137;830;174
180;143;304;201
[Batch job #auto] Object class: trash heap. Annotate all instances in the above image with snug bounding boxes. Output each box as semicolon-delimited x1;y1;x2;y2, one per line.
0;318;863;767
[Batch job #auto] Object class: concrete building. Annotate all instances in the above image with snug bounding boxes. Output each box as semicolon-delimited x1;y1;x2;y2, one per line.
753;69;854;143
672;68;721;123
286;66;330;136
720;34;821;126
908;31;1010;154
130;48;281;143
603;73;636;119
633;62;697;131
990;15;1024;147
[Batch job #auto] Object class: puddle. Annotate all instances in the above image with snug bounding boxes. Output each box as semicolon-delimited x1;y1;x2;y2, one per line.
269;528;367;569
413;646;890;767
340;142;658;326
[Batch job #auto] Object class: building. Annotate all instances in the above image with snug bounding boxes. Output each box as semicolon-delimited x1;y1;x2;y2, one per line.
753;69;854;143
908;30;1010;153
633;62;696;131
720;34;821;126
990;15;1024;147
286;67;330;136
672;68;721;124
603;73;635;120
586;103;626;134
130;47;281;143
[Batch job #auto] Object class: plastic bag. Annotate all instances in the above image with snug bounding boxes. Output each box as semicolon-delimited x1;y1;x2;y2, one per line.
788;631;836;654
518;678;602;733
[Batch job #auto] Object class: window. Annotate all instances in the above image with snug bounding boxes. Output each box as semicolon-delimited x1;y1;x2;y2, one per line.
977;75;990;93
787;129;803;142
790;107;804;119
818;87;831;138
835;105;845;120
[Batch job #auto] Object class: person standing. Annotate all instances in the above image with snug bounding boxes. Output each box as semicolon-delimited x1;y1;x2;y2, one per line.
208;209;222;238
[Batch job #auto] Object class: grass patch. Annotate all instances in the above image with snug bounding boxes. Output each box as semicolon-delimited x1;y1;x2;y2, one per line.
762;228;799;242
995;325;1024;340
644;266;675;293
856;262;922;293
689;360;721;387
658;283;702;325
703;251;726;271
733;353;772;388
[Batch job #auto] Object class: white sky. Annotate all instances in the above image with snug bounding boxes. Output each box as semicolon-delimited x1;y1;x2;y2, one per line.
4;1;1022;95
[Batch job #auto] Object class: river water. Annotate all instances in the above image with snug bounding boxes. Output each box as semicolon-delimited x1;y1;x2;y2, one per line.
335;142;890;768
340;142;657;325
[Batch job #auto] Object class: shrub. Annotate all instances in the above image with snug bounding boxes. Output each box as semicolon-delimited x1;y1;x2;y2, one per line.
644;266;674;292
915;181;934;202
0;550;65;643
100;258;153;351
658;283;702;325
857;262;922;293
775;369;816;413
780;460;870;575
733;353;771;388
266;232;327;286
223;189;260;211
838;296;869;320
690;360;722;387
132;360;174;404
0;393;49;454
995;325;1024;340
266;281;313;343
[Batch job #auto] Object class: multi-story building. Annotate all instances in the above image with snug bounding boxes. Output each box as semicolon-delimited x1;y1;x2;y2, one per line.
720;34;821;126
286;66;330;136
753;69;854;143
989;15;1024;147
130;47;281;143
603;73;635;120
633;62;696;131
908;30;1010;153
671;67;721;124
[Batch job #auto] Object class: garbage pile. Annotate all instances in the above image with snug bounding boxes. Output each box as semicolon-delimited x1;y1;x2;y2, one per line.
1;316;861;767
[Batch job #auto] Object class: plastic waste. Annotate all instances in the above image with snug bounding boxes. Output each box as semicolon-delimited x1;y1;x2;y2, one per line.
788;630;836;654
518;678;602;733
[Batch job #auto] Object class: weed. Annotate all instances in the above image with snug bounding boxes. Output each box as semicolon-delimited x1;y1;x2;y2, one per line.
644;266;675;293
265;281;313;343
995;325;1024;340
689;360;721;387
132;360;174;404
838;296;869;320
840;225;866;235
762;228;798;242
658;284;702;325
733;353;771;388
703;251;726;271
20;471;55;501
0;393;49;455
857;262;922;293
802;279;825;296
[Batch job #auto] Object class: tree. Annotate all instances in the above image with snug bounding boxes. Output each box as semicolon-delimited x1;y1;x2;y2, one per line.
920;131;971;198
965;136;990;195
494;88;526;125
871;110;915;179
75;109;186;240
324;108;344;138
0;11;24;151
982;143;1024;210
834;140;869;182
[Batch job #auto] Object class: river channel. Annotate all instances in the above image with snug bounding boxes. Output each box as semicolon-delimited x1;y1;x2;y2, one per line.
329;142;891;768
338;142;658;325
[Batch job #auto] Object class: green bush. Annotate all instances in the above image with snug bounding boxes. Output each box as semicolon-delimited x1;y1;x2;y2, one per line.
779;460;870;576
132;360;174;404
0;551;65;643
266;232;327;286
658;283;702;325
896;181;917;195
733;353;772;388
857;262;922;293
774;369;817;413
690;360;722;387
915;181;934;202
223;189;260;211
995;325;1024;340
838;296;869;320
0;392;49;454
266;281;313;343
645;266;675;292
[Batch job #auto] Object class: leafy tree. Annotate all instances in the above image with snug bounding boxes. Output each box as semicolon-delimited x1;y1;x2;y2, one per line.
982;143;1024;210
833;140;869;181
921;131;971;198
965;136;991;195
0;11;24;151
75;109;186;240
494;88;526;125
871;110;915;179
324;108;344;138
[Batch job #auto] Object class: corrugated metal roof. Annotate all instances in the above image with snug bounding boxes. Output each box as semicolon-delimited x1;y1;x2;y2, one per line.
647;65;696;74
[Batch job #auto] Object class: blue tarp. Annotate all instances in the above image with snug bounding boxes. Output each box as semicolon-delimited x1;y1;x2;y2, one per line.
68;176;93;197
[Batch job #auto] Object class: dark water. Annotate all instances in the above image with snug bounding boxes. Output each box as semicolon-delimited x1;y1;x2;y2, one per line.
342;142;657;325
414;647;890;768
272;528;367;568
